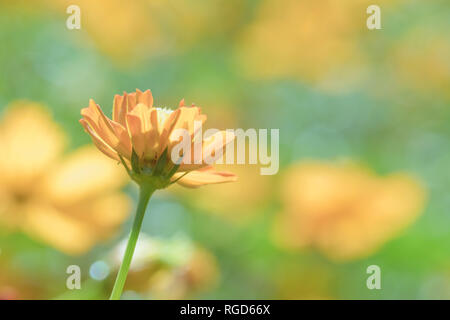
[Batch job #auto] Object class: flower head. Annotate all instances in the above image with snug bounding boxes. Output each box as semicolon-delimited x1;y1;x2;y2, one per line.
80;89;237;189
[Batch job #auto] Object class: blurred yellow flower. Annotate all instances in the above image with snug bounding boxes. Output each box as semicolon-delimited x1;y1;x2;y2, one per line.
147;247;218;299
43;0;244;66
46;0;162;65
273;161;427;261
143;0;245;48
0;101;130;255
390;29;450;97
236;0;396;85
111;234;219;299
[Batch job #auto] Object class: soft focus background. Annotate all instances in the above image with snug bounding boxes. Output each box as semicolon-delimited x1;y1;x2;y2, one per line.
0;0;449;299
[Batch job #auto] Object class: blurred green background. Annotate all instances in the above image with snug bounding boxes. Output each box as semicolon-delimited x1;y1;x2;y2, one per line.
0;0;449;299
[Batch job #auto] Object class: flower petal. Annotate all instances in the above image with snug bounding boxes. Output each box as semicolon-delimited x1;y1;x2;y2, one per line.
158;108;181;152
80;119;119;161
174;166;237;188
112;92;128;126
136;89;153;108
81;99;132;158
179;130;235;171
126;104;159;160
162;106;207;162
168;106;206;143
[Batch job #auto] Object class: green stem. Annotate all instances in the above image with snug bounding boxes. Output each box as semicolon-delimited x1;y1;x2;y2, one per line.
109;185;155;300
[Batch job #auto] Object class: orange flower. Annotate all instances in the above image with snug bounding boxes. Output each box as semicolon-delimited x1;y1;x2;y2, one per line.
80;89;237;189
273;161;427;261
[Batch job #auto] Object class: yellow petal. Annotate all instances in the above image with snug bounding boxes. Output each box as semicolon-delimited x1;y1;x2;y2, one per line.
168;106;206;145
174;166;237;188
158;108;181;153
177;131;235;172
136;88;154;108
126;104;159;160
80;119;119;161
126;91;137;112
81;99;131;158
162;106;207;164
112;92;128;126
203;131;236;155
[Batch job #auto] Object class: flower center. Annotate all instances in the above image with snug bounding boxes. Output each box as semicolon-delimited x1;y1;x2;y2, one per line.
155;107;173;126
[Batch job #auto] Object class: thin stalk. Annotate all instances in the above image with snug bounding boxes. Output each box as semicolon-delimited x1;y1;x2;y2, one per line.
109;185;154;300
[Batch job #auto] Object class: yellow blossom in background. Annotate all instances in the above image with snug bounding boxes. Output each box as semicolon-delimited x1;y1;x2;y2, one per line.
45;0;162;65
143;0;245;48
42;0;244;66
0;101;130;255
111;234;219;299
236;0;398;86
273;161;427;261
148;248;218;299
390;29;450;98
